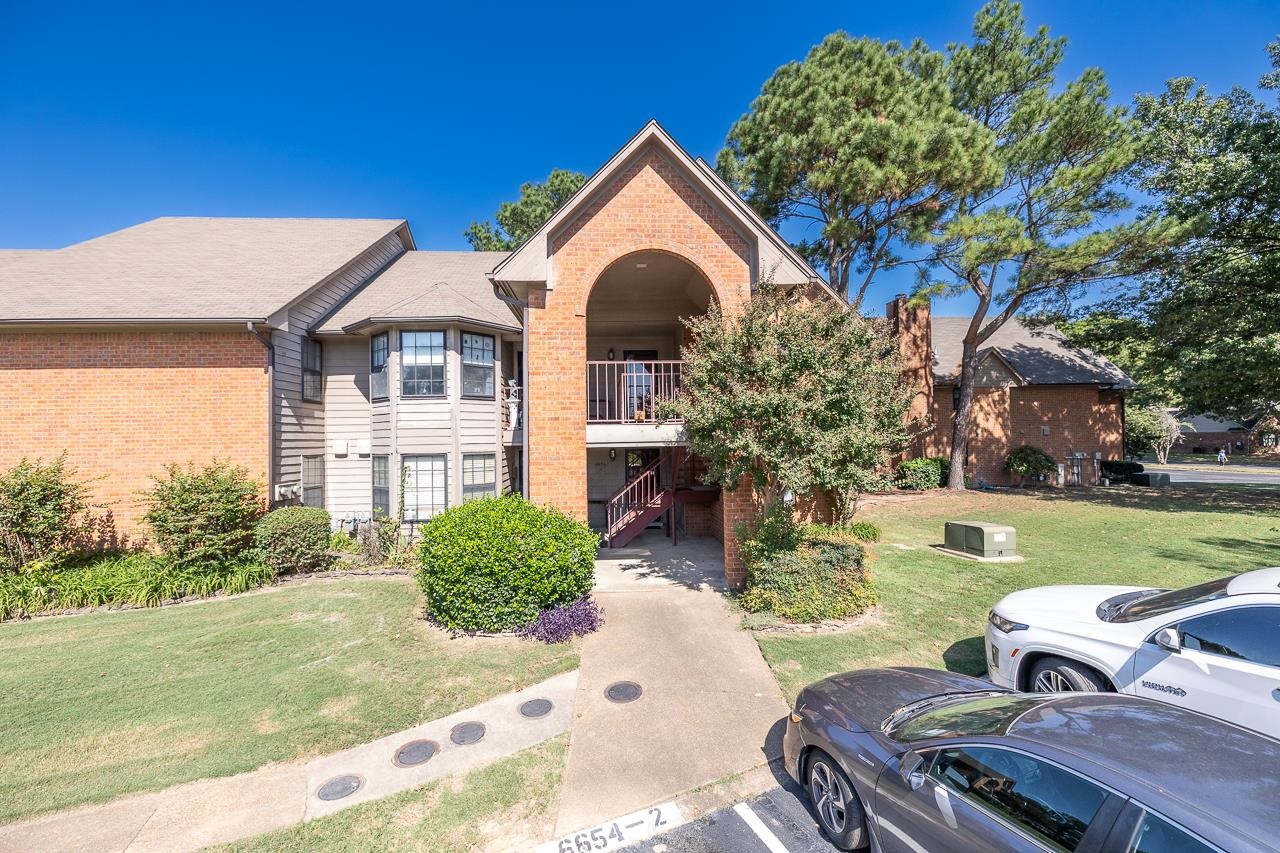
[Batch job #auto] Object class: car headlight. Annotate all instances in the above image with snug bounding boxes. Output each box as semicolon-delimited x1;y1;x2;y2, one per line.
989;610;1028;633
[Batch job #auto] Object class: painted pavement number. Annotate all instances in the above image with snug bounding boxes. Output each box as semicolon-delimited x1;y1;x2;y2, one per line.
536;802;685;853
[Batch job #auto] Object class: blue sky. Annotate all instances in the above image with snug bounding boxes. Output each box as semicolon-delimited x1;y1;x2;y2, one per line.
1;0;1275;310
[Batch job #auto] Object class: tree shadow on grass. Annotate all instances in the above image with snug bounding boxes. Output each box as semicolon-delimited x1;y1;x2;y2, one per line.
1024;484;1280;517
1152;536;1280;573
943;636;987;677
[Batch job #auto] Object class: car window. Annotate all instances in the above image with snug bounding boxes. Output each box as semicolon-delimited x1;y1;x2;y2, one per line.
1114;577;1231;622
1178;606;1280;667
1126;810;1219;853
929;746;1108;851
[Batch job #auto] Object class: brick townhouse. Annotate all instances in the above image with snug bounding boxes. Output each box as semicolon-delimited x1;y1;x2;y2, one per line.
0;121;1132;583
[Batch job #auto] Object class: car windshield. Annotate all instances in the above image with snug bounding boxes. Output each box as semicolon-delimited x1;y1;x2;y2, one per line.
887;694;1050;743
1113;576;1232;623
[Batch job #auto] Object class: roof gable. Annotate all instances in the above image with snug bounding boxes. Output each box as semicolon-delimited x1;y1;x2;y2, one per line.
931;316;1135;389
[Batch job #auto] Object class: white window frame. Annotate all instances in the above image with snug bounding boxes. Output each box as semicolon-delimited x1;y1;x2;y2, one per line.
461;332;496;399
372;454;390;517
462;453;497;501
400;330;446;398
402;454;447;522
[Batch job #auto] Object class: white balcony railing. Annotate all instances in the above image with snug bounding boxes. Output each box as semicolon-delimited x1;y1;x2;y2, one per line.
586;360;683;424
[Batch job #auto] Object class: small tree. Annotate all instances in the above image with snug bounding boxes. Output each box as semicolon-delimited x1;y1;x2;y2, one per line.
664;284;914;519
464;168;586;251
1123;402;1163;458
141;461;264;567
0;455;92;571
1151;408;1191;464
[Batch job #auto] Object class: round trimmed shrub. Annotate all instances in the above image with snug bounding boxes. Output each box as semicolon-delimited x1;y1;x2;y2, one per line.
255;506;332;574
1004;445;1059;479
416;496;599;632
895;456;949;490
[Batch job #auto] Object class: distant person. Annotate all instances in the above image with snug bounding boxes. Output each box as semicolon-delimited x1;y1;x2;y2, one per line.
1218;447;1228;466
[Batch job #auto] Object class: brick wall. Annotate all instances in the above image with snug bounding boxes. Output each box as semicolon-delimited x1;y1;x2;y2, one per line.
0;330;270;539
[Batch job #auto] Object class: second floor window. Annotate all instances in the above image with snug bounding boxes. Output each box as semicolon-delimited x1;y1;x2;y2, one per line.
401;331;445;397
462;333;495;398
370;332;389;400
302;338;323;402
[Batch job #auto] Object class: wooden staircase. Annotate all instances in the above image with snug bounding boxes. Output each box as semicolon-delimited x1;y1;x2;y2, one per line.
604;452;722;548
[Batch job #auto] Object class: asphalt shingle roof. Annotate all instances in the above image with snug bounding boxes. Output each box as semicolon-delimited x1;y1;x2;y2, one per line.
931;316;1136;389
0;217;406;322
314;251;517;334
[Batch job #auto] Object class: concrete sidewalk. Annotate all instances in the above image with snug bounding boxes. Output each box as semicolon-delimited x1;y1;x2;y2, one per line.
553;533;789;836
0;671;578;853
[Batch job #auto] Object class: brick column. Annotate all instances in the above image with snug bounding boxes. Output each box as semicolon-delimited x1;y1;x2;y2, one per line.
525;285;589;520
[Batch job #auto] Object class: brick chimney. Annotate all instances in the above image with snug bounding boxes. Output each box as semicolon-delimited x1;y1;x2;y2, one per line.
886;294;934;438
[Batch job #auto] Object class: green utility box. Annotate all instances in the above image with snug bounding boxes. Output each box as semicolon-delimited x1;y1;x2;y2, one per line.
944;521;1017;558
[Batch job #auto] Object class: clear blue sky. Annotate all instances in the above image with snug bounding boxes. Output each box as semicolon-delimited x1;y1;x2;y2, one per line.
1;0;1274;310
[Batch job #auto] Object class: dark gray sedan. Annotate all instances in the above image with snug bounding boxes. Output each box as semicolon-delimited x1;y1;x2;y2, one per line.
784;667;1280;852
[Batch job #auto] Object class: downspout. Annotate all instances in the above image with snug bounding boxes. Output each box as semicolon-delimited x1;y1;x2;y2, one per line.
247;322;275;503
491;282;530;498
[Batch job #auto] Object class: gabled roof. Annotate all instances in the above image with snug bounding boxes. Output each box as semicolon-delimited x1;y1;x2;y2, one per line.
313;251;519;334
490;120;830;296
931;316;1136;389
0;217;408;324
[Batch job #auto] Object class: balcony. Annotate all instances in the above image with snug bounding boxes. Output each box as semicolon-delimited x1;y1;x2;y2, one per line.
586;360;686;446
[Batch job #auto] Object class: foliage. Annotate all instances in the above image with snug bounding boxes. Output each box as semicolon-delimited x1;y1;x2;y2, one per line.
329;529;361;554
141;461;263;567
255;507;333;575
806;520;882;543
740;537;877;623
416;496;598;632
718;33;998;308
516;597;604;644
911;1;1183;488
1004;445;1058;479
736;501;801;570
895;456;950;490
1062;312;1178;408
1148;408;1191;464
666;283;913;511
0;552;274;621
0;455;93;572
1123;402;1165;458
464;169;587;251
1100;459;1144;483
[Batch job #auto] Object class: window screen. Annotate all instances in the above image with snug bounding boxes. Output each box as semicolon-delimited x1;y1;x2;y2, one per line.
302;338;323;402
402;455;447;521
301;455;324;508
370;333;389;400
372;455;390;517
462;454;496;500
401;331;445;397
462;333;495;398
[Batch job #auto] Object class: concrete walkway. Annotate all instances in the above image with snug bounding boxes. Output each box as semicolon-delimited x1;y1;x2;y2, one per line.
0;671;578;853
553;532;790;836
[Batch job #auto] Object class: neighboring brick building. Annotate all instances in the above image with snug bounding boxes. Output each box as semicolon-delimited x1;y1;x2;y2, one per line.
0;121;1132;582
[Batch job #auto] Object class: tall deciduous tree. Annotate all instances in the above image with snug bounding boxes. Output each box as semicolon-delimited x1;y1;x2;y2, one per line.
717;33;998;309
917;0;1182;489
465;168;586;251
664;284;914;520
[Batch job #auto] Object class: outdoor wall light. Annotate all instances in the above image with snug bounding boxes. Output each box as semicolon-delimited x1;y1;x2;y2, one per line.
607;348;615;360
609;449;616;461
782;488;796;507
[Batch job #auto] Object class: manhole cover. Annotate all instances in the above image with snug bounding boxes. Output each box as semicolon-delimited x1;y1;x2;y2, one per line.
393;739;439;768
519;698;554;718
450;721;486;745
316;774;363;801
605;681;643;703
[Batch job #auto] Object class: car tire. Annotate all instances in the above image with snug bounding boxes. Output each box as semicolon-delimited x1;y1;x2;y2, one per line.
1029;656;1108;693
805;749;868;851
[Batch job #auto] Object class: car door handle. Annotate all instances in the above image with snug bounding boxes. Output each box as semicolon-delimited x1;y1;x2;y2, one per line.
1273;688;1280;703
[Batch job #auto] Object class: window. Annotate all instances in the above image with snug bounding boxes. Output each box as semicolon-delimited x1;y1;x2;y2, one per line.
401;331;445;397
929;746;1108;851
952;385;962;411
302;338;323;402
1125;810;1217;853
372;455;390;517
370;333;389;400
462;333;495;398
462;454;496;500
1178;606;1280;667
301;455;324;508
402;455;447;521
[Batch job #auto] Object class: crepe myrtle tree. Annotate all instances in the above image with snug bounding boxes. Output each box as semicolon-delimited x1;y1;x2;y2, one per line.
661;282;914;521
916;0;1184;489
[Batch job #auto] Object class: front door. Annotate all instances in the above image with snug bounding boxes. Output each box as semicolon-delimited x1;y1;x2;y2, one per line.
623;350;658;422
624;448;663;530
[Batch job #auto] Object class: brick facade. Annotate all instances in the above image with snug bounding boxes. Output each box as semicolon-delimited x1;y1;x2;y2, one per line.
0;330;270;539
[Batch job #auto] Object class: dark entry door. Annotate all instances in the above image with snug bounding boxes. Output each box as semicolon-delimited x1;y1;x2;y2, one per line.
624;448;660;482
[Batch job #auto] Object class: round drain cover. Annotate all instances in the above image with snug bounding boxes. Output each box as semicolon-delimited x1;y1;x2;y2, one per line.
450;721;486;745
519;698;554;718
605;681;643;703
393;739;439;768
316;774;363;801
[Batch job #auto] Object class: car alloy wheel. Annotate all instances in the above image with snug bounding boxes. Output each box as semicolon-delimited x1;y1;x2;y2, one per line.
1034;669;1074;692
810;759;848;834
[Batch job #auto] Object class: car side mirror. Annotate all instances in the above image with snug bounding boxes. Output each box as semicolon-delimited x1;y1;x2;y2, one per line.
1154;626;1182;654
899;750;926;791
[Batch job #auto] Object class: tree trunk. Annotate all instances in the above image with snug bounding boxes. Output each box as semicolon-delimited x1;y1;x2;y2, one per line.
947;339;981;490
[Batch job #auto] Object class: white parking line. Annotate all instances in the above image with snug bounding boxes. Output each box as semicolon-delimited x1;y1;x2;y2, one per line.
733;802;790;853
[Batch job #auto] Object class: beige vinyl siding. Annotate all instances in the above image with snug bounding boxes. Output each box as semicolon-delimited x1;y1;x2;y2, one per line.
274;231;405;491
322;337;373;519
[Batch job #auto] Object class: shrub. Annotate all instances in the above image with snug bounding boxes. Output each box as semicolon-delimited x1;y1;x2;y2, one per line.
895;456;949;490
736;502;801;569
517;597;604;644
255;507;332;574
1101;459;1144;483
141;462;264;567
329;529;361;554
740;538;877;622
806;521;881;544
416;495;598;632
0;455;92;571
1004;445;1059;480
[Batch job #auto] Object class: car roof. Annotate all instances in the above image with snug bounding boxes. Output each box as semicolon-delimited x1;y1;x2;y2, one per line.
1003;693;1280;841
1226;566;1280;596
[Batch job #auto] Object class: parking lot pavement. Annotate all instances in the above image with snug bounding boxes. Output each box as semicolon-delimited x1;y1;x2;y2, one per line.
1144;463;1280;485
621;779;839;853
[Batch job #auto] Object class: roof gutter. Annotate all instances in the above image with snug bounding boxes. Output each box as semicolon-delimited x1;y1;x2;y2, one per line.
245;322;275;503
0;317;267;325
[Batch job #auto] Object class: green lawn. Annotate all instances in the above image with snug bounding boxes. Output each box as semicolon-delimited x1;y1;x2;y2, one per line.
212;734;568;853
0;578;577;826
757;485;1280;701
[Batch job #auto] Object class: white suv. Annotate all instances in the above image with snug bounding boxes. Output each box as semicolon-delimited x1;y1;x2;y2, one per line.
986;566;1280;739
